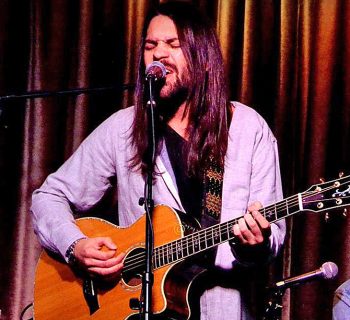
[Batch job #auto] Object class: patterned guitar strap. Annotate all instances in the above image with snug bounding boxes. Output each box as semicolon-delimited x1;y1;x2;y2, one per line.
196;158;224;267
201;158;224;228
198;105;232;266
202;103;232;227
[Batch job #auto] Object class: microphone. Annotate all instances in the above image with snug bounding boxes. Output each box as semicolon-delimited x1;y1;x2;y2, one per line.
145;61;167;82
274;261;338;289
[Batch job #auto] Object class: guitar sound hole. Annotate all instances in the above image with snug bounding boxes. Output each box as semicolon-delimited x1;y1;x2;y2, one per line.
122;247;145;287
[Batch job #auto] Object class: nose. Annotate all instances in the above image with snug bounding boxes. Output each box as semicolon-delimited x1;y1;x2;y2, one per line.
153;42;169;61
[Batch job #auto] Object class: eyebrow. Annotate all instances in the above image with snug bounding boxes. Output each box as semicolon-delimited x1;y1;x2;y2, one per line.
145;37;179;43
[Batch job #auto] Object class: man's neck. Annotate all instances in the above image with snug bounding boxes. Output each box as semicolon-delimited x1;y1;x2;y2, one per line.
167;102;189;139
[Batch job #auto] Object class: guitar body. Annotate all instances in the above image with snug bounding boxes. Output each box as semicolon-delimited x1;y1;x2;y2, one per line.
34;205;205;320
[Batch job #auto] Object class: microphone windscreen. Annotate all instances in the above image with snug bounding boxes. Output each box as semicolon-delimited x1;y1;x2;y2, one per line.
321;262;338;279
145;61;166;80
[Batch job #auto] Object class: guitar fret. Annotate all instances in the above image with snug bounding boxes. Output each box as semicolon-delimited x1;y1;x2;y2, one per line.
161;247;164;266
183;239;188;257
204;228;210;249
153;250;158;269
166;244;171;265
189;234;193;255
158;248;162;268
157;248;161;268
162;247;165;266
226;222;231;241
163;245;168;265
177;240;183;259
264;206;275;221
221;222;229;242
194;233;200;251
186;236;189;257
206;227;213;248
213;226;219;245
274;203;278;220
171;243;176;263
175;240;179;260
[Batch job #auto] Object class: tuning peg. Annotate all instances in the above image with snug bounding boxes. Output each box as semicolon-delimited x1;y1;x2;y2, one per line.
339;172;344;178
319;177;325;183
343;208;348;217
325;212;330;222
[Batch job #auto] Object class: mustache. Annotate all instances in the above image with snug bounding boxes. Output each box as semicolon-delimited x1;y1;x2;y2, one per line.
159;60;178;74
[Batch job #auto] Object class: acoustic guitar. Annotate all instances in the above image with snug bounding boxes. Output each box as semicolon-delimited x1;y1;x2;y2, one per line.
33;174;350;319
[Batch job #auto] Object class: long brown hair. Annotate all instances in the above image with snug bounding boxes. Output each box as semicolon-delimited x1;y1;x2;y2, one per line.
130;1;230;177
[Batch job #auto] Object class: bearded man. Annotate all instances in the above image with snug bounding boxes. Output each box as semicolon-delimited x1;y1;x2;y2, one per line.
31;2;286;319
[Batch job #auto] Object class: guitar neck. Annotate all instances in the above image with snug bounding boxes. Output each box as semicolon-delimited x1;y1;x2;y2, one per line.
153;173;350;268
153;193;305;269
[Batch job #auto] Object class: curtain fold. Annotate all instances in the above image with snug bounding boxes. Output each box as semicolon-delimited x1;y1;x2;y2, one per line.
0;1;349;319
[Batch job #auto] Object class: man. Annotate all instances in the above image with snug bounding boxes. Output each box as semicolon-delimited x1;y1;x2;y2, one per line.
31;2;286;319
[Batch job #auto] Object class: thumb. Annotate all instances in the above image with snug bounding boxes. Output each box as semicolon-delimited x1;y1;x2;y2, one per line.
95;237;117;250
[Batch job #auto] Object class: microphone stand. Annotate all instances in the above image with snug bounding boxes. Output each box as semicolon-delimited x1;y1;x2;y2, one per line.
0;84;135;127
138;77;157;320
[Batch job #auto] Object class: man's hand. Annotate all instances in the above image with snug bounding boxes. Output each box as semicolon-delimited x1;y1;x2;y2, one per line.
73;237;125;279
232;201;271;246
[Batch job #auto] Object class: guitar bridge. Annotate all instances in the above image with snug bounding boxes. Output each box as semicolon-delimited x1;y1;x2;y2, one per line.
83;278;99;315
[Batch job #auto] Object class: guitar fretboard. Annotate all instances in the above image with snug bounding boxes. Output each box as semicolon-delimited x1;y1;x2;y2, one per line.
153;194;304;269
122;174;350;276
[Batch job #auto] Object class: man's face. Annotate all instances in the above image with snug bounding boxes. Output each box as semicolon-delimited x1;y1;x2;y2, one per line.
144;15;190;100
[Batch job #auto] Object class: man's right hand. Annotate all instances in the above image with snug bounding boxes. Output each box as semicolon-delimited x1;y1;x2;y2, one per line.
73;237;125;279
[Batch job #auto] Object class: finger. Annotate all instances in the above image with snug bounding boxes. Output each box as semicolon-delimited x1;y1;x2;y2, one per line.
85;252;126;268
82;246;117;261
238;217;256;244
233;218;252;244
88;262;124;276
232;223;247;244
244;213;264;243
252;211;270;229
247;201;263;213
251;211;271;238
93;237;117;250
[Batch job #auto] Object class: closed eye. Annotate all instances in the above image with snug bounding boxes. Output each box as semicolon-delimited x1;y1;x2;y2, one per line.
144;40;157;50
144;38;181;50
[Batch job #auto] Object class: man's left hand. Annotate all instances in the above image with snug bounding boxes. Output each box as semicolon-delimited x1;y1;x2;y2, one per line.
232;201;271;246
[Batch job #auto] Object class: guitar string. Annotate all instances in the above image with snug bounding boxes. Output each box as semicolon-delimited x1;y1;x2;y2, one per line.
122;188;350;272
122;192;349;273
121;181;350;273
122;191;315;271
122;201;299;272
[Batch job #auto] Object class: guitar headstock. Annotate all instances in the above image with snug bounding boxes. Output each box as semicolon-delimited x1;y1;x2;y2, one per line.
301;173;350;216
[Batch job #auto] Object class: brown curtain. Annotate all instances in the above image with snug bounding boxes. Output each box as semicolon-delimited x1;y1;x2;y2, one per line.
0;0;349;319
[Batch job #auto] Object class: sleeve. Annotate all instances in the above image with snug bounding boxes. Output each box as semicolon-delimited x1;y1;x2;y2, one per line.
230;116;286;266
30;113;119;261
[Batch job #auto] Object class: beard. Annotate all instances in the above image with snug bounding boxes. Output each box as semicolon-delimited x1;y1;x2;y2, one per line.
155;68;191;120
159;72;188;99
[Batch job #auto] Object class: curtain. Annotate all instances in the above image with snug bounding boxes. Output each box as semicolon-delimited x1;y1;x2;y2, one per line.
0;0;349;319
